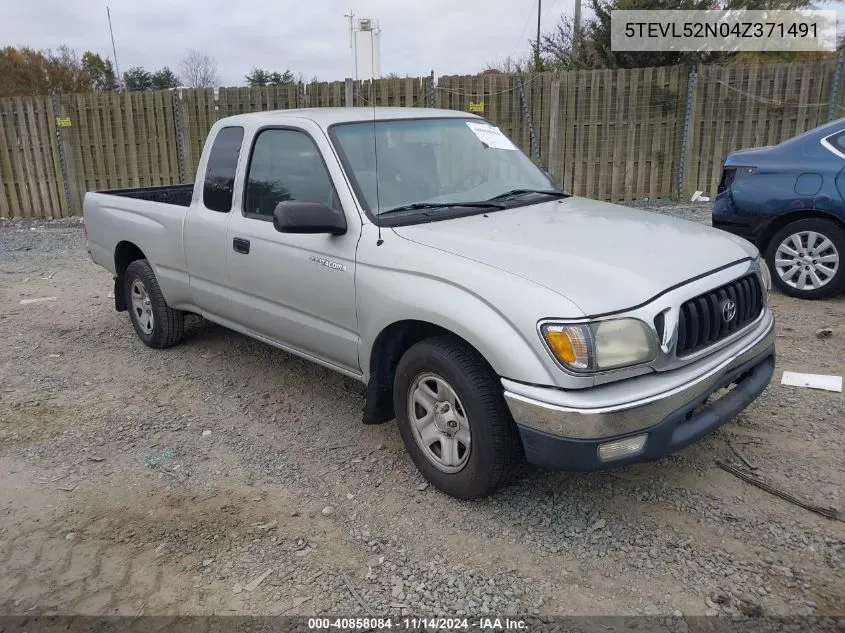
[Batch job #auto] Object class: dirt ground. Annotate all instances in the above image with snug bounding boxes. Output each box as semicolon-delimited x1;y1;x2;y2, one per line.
0;208;843;622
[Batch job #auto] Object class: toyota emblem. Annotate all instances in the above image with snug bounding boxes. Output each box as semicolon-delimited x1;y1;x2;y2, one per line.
721;299;737;323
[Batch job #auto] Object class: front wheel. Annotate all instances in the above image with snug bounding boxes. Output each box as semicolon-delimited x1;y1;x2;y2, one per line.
393;336;521;500
765;218;845;299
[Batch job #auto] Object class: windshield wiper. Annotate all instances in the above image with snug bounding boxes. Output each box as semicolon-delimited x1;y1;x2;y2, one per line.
488;188;569;201
379;201;506;216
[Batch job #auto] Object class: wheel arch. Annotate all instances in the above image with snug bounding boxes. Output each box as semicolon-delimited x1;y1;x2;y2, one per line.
758;209;845;251
362;319;496;426
113;241;148;311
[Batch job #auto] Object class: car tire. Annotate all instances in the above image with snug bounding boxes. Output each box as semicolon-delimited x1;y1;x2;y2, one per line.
765;218;845;300
124;259;185;348
393;335;521;500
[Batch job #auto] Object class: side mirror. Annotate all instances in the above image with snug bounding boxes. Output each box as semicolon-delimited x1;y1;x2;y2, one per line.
272;201;347;235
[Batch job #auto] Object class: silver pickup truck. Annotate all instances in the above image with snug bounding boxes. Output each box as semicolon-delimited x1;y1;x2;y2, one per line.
84;107;776;499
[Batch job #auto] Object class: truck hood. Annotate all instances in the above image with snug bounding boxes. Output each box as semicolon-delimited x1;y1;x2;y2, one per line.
391;198;756;317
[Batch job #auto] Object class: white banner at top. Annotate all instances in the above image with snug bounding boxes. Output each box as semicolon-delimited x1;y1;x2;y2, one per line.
610;10;837;53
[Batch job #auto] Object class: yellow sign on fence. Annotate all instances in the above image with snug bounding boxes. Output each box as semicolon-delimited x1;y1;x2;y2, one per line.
56;117;72;128
468;101;485;113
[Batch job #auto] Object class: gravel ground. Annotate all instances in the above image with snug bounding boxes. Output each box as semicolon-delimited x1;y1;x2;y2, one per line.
0;204;843;624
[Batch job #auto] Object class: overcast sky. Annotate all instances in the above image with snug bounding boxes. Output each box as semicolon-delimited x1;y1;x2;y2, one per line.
4;1;845;86
3;0;567;85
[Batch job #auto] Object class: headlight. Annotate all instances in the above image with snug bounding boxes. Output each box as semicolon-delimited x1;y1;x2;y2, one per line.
541;318;657;372
759;258;772;291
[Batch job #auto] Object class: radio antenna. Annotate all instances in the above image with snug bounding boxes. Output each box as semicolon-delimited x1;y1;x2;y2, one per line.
369;24;383;247
106;6;122;90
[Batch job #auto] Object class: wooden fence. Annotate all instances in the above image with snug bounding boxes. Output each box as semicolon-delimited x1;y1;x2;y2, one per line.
0;60;842;219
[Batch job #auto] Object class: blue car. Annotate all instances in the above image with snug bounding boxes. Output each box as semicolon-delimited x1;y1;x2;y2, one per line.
712;119;845;299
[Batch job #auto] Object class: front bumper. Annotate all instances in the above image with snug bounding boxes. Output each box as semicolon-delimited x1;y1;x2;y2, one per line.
504;315;775;471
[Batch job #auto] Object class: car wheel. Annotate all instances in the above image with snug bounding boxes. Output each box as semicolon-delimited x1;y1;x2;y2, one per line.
766;218;845;299
124;259;185;348
393;335;521;500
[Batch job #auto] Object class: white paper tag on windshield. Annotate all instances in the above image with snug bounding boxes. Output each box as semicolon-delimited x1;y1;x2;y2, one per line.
465;121;518;150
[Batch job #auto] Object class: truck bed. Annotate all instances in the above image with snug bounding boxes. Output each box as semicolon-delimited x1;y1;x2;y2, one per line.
97;184;194;207
84;186;193;295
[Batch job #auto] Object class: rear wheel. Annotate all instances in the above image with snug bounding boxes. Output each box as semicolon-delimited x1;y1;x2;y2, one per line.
124;259;185;348
393;336;521;500
766;218;845;299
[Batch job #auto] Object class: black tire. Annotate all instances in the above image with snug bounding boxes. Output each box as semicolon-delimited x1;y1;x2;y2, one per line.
765;218;845;300
123;259;185;348
393;335;521;500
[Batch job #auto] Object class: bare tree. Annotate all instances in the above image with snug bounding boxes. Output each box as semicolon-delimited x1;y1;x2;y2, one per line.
480;55;531;75
179;50;219;88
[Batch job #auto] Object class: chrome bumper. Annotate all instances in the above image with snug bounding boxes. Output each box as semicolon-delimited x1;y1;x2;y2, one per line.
503;311;775;441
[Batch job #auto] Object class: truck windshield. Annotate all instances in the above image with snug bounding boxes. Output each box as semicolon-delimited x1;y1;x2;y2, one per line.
330;118;559;220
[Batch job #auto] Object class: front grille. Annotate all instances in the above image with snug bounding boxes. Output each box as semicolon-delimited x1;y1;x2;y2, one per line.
676;274;763;357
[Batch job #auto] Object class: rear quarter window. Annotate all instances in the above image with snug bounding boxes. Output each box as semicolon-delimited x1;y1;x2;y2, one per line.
829;132;845;153
820;130;845;159
203;126;244;212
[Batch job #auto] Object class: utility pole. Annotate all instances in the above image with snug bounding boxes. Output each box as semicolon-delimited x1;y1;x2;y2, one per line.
344;10;358;80
573;0;582;57
534;0;542;71
106;6;122;89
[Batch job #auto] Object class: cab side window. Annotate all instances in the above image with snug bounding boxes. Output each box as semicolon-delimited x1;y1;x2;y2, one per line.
243;129;338;218
202;126;244;213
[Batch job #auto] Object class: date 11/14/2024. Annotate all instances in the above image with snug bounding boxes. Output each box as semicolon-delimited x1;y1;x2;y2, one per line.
307;617;528;630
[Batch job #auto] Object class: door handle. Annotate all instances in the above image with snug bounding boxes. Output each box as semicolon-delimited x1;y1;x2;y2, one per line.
232;237;250;254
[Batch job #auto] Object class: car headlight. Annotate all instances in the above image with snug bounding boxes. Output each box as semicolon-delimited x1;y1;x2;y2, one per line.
540;318;657;373
759;258;772;291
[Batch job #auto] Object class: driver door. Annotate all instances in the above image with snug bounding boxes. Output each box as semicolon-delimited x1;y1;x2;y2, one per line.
226;123;361;374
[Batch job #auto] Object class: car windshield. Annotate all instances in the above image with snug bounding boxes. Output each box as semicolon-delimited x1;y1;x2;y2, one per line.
330;117;558;218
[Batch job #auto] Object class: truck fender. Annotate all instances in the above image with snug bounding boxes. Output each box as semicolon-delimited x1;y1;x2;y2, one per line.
357;271;566;424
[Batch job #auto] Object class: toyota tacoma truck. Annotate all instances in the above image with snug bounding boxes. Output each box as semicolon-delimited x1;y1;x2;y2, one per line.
84;107;776;499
